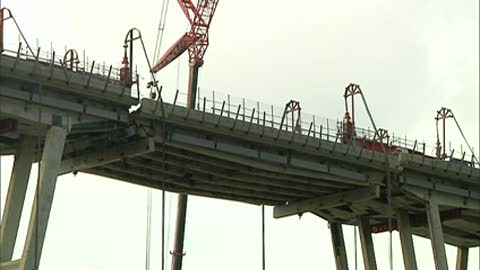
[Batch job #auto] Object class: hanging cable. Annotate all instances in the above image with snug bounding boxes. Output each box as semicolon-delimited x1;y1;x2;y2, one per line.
1;8;36;57
152;0;170;62
354;225;357;270
165;191;173;270
176;58;181;91
262;205;266;270
357;86;394;270
162;190;165;270
34;80;43;270
145;189;152;270
452;116;479;164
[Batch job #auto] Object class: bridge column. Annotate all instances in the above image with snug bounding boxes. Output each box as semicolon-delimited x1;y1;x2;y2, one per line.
455;247;468;270
426;201;448;270
329;222;349;270
0;136;36;262
18;126;67;270
397;210;418;270
357;216;377;270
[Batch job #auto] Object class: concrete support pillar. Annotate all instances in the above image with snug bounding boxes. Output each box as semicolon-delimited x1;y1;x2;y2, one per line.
426;201;448;270
357;216;377;270
0;136;36;262
397;210;418;270
329;222;349;270
18;127;67;270
455;247;468;270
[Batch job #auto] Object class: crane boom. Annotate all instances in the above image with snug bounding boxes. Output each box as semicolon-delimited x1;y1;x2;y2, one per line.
152;0;219;73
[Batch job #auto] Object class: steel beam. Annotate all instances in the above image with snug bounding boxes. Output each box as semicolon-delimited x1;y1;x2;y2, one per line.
426;201;449;270
330;222;349;270
397;210;418;270
166;142;373;186
59;137;155;174
273;186;380;218
455;247;468;270
358;216;377;270
18;127;67;270
404;185;479;211
0;136;35;262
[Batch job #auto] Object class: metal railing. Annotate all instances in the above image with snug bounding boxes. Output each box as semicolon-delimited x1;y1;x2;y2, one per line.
1;41;140;99
157;88;480;169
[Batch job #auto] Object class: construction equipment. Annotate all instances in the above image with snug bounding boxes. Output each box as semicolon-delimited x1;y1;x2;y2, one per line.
152;0;219;99
151;2;219;270
342;83;391;152
434;107;479;165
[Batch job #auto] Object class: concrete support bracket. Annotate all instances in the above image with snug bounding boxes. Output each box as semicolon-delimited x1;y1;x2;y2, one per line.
273;186;380;218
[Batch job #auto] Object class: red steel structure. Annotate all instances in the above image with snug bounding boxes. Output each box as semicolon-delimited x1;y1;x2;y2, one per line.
152;0;219;110
152;0;219;73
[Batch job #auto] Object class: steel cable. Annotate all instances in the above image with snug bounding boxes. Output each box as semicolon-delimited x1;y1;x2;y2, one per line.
453;116;479;164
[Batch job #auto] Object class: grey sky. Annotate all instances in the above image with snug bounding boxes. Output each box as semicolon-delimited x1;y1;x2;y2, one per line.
1;0;479;269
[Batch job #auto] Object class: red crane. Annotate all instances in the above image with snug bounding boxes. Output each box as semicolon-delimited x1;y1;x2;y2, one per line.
152;0;219;103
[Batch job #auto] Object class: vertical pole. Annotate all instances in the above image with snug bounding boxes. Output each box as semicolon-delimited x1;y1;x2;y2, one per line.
129;31;133;85
426;201;448;270
442;116;446;159
187;64;199;108
162;190;165;270
329;222;349;270
357;216;377;270
397;210;418;270
0;0;4;53
172;62;200;270
271;105;274;128
0;136;36;262
455;247;468;270
242;98;246;122
351;92;355;130
146;190;152;270
257;102;260;125
262;205;265;270
227;94;231;118
19;127;67;270
354;226;358;270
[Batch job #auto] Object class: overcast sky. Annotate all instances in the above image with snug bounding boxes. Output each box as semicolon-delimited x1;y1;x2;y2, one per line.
1;0;479;269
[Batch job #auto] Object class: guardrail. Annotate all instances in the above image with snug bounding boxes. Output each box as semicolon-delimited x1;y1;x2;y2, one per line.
1;41;140;100
156;88;479;169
